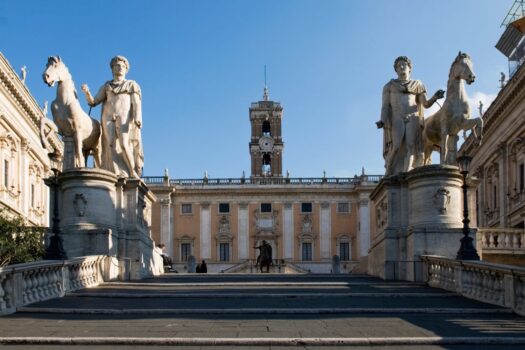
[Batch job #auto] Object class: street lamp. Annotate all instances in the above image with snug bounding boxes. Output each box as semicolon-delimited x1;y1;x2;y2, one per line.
43;152;67;260
456;155;480;260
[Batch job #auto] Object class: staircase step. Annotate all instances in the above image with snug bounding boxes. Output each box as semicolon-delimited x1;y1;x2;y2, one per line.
2;336;525;347
3;273;523;348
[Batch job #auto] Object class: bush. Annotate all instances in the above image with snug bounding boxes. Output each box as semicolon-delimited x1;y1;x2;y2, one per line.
0;210;45;267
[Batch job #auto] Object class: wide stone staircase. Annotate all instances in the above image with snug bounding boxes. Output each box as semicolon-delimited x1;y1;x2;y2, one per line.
1;273;525;349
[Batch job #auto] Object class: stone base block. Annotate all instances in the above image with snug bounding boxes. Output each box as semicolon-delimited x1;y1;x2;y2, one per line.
50;168;163;280
368;165;472;281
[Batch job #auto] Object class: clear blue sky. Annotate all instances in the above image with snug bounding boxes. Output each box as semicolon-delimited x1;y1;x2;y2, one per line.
1;0;512;178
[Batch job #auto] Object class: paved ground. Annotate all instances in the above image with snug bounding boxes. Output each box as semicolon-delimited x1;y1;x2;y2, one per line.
1;273;525;349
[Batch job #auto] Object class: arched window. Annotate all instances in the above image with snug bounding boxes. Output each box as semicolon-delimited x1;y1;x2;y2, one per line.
262;121;271;136
262;153;271;176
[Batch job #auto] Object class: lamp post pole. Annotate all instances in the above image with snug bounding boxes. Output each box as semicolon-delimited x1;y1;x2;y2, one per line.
43;156;67;260
456;155;480;261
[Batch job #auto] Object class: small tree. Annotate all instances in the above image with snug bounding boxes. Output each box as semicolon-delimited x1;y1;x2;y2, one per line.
0;209;45;267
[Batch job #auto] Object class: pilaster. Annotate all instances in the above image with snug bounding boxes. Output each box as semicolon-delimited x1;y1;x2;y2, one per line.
200;202;211;260
237;202;249;259
358;196;371;258
283;202;294;260
320;202;331;260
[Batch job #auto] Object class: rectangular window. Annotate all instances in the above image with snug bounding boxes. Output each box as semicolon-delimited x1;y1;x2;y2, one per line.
219;243;230;262
4;160;8;188
181;243;191;262
31;184;35;207
261;203;272;213
302;242;312;261
494;185;497;208
519;163;525;193
340;242;350;261
337;202;350;213
301;203;312;213
219;203;230;213
476;190;479;226
181;203;192;214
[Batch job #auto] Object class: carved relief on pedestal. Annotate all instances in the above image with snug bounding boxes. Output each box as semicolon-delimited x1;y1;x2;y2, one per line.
142;202;151;228
375;196;388;231
73;193;87;217
136;197;146;228
433;188;451;214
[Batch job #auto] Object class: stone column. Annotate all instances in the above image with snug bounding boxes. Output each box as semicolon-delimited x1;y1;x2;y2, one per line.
159;197;173;256
358;196;371;259
498;143;508;227
238;202;249;260
283;202;294;260
200;202;211;260
20;139;28;217
320;202;331;261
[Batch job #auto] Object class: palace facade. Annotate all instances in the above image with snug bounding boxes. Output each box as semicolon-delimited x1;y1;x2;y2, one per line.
461;14;525;266
0;52;61;226
145;92;381;273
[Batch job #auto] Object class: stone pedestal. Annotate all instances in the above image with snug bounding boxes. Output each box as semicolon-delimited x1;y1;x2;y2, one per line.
52;168;162;280
118;178;162;280
368;165;474;281
58;168;119;257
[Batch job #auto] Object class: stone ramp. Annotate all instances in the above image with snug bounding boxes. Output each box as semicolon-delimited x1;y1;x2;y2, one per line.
1;274;525;348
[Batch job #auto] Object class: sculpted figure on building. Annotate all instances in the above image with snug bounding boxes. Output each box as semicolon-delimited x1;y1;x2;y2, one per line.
377;56;444;175
82;56;144;178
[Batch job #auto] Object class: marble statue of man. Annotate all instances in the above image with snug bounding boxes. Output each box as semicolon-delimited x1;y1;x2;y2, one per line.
81;56;143;178
377;56;444;175
20;66;27;84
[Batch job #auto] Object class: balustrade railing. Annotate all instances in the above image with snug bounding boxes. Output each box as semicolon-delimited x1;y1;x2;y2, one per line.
478;228;525;251
422;255;525;316
0;255;106;315
142;175;383;187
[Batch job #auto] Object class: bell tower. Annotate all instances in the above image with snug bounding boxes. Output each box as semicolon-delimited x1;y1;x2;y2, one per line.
249;86;284;178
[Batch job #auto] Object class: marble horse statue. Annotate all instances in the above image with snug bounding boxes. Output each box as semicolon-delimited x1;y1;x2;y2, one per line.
423;52;483;165
43;56;101;168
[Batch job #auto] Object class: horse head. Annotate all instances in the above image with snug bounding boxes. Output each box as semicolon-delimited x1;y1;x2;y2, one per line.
451;51;475;85
43;56;68;87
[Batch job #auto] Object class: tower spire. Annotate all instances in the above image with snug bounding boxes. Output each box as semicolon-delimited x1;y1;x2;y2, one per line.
263;65;269;101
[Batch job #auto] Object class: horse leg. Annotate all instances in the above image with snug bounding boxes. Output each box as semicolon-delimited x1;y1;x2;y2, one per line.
92;133;102;169
83;149;90;167
471;117;483;142
440;134;448;164
445;135;458;164
74;131;84;167
423;137;433;166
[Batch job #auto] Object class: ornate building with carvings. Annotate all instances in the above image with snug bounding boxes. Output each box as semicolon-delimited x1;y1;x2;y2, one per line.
461;13;525;265
0;52;61;226
145;89;381;273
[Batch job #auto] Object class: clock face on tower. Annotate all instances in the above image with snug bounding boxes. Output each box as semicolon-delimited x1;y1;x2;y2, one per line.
259;136;274;151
